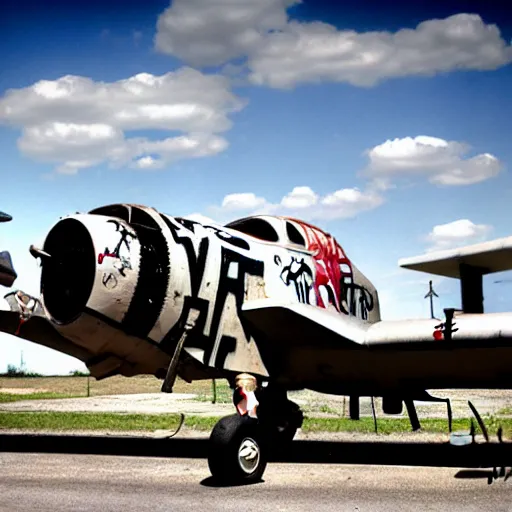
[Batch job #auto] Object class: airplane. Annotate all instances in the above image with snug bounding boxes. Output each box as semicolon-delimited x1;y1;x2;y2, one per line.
1;202;512;484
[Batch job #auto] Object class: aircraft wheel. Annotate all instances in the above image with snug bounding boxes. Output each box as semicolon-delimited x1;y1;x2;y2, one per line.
208;414;267;484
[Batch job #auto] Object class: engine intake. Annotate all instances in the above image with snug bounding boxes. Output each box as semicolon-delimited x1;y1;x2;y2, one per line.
41;218;96;324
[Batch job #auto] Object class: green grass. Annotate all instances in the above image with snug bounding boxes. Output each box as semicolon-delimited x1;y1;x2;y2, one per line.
0;393;80;403
0;412;217;431
192;380;232;404
1;411;511;438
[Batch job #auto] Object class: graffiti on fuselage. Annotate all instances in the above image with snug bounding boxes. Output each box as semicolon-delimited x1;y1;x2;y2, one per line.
274;254;314;304
286;219;374;320
158;215;266;371
103;206;375;375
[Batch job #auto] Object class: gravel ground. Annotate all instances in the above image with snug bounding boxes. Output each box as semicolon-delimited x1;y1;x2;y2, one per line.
1;388;512;420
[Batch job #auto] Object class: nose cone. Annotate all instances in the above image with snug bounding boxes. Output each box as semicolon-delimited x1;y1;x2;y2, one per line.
0;211;12;223
40;214;141;325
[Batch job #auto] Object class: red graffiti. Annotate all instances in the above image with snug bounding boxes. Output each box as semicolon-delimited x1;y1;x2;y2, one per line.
285;218;353;312
98;252;117;265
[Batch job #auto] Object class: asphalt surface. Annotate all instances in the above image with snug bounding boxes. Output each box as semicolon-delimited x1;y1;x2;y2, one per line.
1;452;511;511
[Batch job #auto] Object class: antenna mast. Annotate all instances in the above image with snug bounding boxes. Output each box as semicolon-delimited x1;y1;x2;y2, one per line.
424;280;439;319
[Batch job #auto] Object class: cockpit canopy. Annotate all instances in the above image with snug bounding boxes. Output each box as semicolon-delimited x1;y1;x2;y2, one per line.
225;216;307;249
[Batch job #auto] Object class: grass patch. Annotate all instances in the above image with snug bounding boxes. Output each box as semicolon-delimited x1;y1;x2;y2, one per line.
497;407;512;415
1;411;511;438
192;380;232;404
0;412;217;432
304;417;512;438
0;393;80;403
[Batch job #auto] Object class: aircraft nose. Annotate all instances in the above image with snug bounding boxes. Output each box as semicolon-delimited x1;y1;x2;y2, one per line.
40;217;97;324
38;213;142;327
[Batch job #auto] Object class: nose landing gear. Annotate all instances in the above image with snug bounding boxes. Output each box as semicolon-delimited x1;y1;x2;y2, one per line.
206;374;303;485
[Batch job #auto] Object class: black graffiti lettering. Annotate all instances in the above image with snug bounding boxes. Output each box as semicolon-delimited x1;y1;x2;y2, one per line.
174;217;250;250
175;217;198;233
204;225;250;251
203;248;264;366
275;255;313;305
102;272;117;290
98;220;136;277
344;282;374;320
107;219;135;256
161;215;209;297
159;214;265;369
214;336;237;368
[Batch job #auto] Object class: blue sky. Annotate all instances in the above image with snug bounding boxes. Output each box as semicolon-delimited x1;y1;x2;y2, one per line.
1;0;512;374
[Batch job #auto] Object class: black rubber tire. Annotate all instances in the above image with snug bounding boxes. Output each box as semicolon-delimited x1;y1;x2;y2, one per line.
208;414;267;484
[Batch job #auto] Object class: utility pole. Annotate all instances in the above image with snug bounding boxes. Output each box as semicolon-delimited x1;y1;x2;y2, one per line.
424;280;439;319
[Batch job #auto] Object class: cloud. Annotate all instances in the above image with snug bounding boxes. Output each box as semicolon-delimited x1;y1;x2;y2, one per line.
154;2;512;88
183;213;217;225
281;186;318;208
363;135;503;187
0;68;245;174
154;0;299;67
426;219;492;251
221;192;267;211
210;185;383;222
248;14;512;88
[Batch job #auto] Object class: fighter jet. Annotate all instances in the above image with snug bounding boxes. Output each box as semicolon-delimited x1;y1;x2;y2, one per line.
2;203;512;484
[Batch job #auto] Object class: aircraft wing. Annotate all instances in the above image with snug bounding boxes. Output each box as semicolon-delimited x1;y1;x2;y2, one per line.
242;299;370;349
0;292;94;365
242;299;512;349
0;310;94;363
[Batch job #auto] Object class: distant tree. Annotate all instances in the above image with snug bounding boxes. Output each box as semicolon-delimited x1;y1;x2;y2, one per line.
69;370;90;377
2;364;42;378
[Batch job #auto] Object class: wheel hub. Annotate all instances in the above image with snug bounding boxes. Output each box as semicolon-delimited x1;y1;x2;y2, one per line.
237;437;260;474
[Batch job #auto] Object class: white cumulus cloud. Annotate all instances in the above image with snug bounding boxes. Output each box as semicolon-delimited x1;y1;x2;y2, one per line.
154;1;512;89
212;185;383;222
281;186;318;208
426;219;492;251
183;213;217;225
0;68;245;174
363;135;503;186
248;14;512;88
221;192;267;211
155;0;299;67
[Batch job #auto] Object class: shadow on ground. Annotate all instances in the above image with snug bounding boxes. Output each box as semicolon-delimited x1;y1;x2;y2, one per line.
1;433;512;470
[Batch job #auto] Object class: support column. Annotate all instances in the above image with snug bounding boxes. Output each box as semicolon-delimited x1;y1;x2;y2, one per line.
459;264;484;314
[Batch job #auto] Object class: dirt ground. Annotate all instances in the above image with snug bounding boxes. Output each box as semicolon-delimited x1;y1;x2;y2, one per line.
1;376;512;419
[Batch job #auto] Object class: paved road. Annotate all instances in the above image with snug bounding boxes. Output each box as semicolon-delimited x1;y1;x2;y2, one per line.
1;452;510;511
